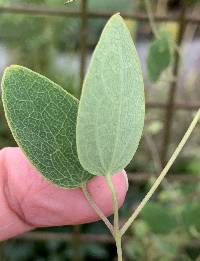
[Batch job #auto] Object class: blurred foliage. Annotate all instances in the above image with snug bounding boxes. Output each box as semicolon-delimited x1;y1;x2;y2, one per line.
0;4;80;72
124;183;200;261
147;32;172;82
88;0;133;12
141;202;176;234
146;120;163;135
0;0;200;260
2;239;110;261
182;0;200;6
186;159;200;175
159;22;179;42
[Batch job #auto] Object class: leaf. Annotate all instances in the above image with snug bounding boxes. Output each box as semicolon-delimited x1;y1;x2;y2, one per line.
132;220;150;237
2;65;92;188
147;32;172;82
153;237;178;257
76;14;145;176
182;203;200;231
186;159;200;175
141;202;176;234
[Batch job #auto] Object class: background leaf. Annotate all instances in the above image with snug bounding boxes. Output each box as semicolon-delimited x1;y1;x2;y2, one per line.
2;65;92;188
182;203;200;232
76;14;145;176
141;202;176;234
147;32;172;83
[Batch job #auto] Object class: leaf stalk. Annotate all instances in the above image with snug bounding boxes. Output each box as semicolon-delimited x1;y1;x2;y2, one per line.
81;182;114;235
105;174;123;261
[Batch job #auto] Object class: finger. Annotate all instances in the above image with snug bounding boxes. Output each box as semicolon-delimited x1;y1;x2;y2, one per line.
0;147;128;240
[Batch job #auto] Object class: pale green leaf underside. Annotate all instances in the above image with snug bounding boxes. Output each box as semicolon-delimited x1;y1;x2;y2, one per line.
76;14;145;176
2;66;92;188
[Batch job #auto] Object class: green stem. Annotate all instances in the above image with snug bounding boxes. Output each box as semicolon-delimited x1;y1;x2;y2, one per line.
105;174;122;261
115;233;123;261
144;0;159;39
144;0;181;56
81;182;114;235
121;108;200;236
105;175;119;232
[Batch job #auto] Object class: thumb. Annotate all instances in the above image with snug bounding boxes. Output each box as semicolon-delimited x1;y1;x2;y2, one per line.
0;147;128;241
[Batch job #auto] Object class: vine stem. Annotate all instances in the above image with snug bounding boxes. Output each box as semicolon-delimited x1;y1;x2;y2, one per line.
144;0;181;56
105;174;122;261
121;108;200;236
144;0;159;39
81;182;114;235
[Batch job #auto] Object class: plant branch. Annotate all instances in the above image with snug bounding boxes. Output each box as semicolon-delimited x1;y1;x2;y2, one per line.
144;0;159;38
121;108;200;236
144;0;181;56
81;182;114;235
105;174;122;261
105;175;119;232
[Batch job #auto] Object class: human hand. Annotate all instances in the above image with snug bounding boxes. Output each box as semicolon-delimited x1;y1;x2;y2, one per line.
0;148;128;241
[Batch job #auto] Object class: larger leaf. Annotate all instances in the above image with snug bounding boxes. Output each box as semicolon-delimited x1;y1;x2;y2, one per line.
2;65;92;188
76;14;145;176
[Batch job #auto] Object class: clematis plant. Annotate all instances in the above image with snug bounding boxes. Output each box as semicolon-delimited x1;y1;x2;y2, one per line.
1;14;200;260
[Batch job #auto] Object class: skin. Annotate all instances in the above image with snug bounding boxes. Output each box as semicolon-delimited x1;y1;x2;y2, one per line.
0;147;128;241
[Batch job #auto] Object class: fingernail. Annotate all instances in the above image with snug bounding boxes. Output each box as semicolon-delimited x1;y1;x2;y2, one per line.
122;170;129;192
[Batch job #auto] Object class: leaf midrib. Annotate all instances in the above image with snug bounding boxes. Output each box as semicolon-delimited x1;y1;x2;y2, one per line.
108;37;124;173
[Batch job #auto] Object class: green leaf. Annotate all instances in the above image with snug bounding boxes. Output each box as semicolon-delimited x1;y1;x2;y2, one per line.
76;14;145;176
141;202;176;234
132;220;150;237
186;159;200;175
182;203;200;231
2;65;92;188
153;236;178;258
147;32;172;82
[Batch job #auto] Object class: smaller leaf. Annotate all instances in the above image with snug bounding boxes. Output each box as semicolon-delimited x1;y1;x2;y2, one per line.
147;32;172;82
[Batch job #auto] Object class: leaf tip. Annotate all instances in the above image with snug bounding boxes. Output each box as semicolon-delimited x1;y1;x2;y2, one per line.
108;13;129;32
3;64;22;78
110;12;122;21
5;64;20;71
